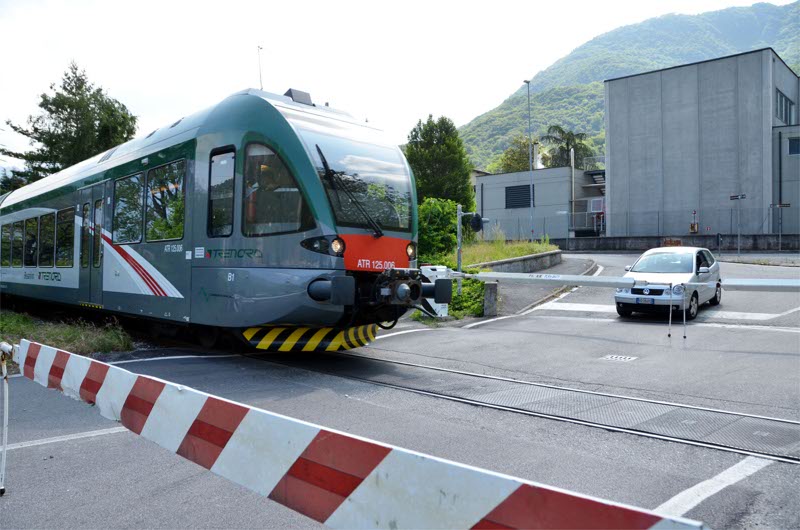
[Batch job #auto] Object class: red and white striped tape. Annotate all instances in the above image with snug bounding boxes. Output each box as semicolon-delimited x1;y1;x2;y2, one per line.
14;340;704;529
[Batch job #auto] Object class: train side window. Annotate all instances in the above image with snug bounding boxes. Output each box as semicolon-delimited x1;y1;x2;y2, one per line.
0;224;10;267
92;199;102;267
146;159;185;241
38;213;55;267
113;173;144;243
80;203;90;268
56;208;75;267
242;144;314;237
24;217;39;267
208;150;235;237
11;221;23;267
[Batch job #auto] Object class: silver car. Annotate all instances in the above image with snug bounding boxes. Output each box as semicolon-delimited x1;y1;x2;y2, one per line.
615;247;722;320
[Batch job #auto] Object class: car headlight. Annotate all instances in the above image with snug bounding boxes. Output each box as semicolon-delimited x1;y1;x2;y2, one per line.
616;288;629;294
672;285;684;295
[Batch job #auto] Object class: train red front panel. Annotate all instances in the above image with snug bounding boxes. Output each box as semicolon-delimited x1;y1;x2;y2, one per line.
339;234;410;272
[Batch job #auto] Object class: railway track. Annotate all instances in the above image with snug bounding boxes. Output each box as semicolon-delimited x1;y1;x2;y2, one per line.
246;350;800;464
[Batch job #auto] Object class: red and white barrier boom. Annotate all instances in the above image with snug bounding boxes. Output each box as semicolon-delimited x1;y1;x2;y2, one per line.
12;340;704;529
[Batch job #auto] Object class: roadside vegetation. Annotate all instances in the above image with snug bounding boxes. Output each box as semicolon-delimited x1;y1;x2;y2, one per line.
415;198;558;321
0;308;133;356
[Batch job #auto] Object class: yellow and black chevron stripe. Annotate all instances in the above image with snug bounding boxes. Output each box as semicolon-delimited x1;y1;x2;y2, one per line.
78;302;103;309
242;324;379;352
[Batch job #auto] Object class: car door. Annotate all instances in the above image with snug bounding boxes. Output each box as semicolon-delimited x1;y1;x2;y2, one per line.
703;249;720;285
695;250;712;303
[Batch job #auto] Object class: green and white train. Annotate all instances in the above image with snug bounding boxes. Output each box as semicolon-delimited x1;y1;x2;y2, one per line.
0;88;449;350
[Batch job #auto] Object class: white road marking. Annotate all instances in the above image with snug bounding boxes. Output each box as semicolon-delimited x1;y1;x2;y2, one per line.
655;456;773;516
375;328;436;340
536;302;617;313
109;354;237;365
535;301;796;322
6;426;128;451
536;315;800;333
463;316;514;329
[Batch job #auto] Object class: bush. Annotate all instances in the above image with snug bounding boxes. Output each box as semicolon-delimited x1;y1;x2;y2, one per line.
418;197;457;256
418;253;484;319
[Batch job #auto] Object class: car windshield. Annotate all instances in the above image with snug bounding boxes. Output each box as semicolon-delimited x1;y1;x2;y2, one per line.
631;252;694;273
279;105;413;232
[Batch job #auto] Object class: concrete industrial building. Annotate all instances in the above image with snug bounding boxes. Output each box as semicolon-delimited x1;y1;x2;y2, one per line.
605;48;799;237
475;166;604;240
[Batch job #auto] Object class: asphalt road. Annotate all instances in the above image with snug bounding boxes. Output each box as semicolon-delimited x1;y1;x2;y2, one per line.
2;253;798;529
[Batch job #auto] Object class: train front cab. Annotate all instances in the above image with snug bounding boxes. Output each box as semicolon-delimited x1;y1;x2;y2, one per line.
217;92;452;351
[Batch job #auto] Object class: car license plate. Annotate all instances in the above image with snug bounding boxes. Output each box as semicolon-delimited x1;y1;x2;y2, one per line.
636;298;654;305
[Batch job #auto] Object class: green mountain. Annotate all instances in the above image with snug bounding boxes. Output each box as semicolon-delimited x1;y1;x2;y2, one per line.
460;1;800;170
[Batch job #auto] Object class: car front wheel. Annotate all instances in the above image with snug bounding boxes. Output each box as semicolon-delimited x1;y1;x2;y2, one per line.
617;304;633;317
709;283;722;306
685;292;699;320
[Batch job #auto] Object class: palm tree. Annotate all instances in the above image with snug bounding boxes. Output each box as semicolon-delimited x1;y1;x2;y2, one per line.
540;125;593;168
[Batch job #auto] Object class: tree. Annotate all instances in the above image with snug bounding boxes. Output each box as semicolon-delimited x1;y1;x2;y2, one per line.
0;167;27;194
487;134;538;174
0;62;137;189
404;115;474;210
539;125;594;168
417;197;458;258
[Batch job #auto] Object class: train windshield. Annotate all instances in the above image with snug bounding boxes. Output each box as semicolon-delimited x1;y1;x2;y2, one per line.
280;107;413;233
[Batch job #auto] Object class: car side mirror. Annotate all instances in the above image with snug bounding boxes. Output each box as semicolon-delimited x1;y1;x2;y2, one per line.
624;265;632;271
698;266;710;274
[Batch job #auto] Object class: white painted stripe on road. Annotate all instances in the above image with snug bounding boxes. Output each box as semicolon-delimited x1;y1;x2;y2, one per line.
6;427;128;451
655;457;773;516
463;315;514;329
375;328;436;340
536;315;800;333
109;354;238;365
536;302;617;313
535;301;795;322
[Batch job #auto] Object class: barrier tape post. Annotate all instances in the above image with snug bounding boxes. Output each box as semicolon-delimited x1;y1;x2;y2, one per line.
12;339;705;530
668;283;673;338
682;284;687;340
0;341;12;496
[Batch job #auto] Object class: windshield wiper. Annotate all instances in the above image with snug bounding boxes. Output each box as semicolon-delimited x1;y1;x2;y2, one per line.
316;144;384;238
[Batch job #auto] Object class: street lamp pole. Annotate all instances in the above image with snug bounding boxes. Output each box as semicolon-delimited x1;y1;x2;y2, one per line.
524;80;533;241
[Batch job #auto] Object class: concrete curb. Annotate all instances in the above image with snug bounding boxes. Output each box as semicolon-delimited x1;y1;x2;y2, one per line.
466;250;562;273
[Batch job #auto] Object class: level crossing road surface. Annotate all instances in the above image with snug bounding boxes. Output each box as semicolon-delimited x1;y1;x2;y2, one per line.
2;254;799;529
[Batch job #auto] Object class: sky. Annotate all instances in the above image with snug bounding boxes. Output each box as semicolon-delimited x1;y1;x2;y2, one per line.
0;0;794;169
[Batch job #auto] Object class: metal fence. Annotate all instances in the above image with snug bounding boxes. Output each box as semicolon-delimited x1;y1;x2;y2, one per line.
477;205;798;242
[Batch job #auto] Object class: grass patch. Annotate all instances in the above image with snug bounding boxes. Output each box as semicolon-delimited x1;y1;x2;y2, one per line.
0;309;134;355
460;236;557;266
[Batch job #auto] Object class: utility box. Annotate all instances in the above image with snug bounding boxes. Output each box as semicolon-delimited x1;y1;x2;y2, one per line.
421;266;449;317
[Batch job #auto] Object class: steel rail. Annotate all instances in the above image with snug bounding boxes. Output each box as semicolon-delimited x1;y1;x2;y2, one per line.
245;351;800;465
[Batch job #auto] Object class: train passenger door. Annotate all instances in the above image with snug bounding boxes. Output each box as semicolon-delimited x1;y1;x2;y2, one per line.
78;184;105;307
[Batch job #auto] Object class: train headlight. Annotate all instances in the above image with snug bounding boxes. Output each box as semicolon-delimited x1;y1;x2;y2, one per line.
406;242;416;260
301;236;345;257
331;237;345;256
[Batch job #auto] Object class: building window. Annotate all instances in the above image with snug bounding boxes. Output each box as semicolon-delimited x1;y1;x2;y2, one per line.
505;184;534;209
146;160;185;241
789;138;800;156
113;173;144;244
776;89;795;124
11;221;23;267
24;217;38;267
80;203;90;268
208;150;235;237
38;213;55;267
243;144;314;237
56;208;75;267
